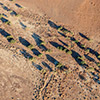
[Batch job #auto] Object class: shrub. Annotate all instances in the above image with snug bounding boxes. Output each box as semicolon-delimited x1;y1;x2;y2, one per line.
85;49;90;53
56;62;64;69
40;41;45;45
77;56;84;60
97;55;100;59
81;44;86;48
66;50;72;55
40;69;46;74
6;35;13;39
38;53;43;57
74;40;79;43
10;39;16;43
86;67;95;72
29;57;36;61
80;61;86;65
27;44;34;50
57;26;63;31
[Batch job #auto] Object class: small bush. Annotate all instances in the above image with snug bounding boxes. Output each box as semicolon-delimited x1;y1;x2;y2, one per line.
97;55;100;59
85;49;90;53
40;69;46;74
86;67;95;72
10;39;16;43
56;62;64;69
27;44;34;50
38;53;43;57
57;26;63;31
6;35;13;39
80;61;86;65
66;50;72;55
29;57;36;61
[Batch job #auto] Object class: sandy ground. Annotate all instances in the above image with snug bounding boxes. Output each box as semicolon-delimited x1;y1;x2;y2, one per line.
0;0;100;100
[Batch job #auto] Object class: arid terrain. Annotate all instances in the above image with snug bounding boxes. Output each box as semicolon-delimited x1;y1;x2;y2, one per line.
0;0;100;100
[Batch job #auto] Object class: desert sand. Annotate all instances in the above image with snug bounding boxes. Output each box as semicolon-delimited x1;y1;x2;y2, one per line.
0;0;100;100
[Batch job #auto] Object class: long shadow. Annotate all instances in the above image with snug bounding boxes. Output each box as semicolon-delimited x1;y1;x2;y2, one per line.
2;5;11;11
79;32;90;40
71;50;88;68
19;37;41;56
46;54;58;65
58;39;68;47
84;54;95;62
42;61;53;72
70;37;85;50
48;20;59;29
31;48;41;56
32;62;43;71
50;41;65;50
0;17;9;24
48;20;71;33
19;20;27;29
0;28;10;37
32;33;48;51
58;31;66;38
20;49;33;59
19;37;30;47
87;47;100;61
10;11;18;16
46;54;67;70
50;41;88;67
0;2;3;5
15;3;22;8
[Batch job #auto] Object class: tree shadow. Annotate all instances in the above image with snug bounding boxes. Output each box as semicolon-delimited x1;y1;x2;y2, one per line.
84;54;95;62
46;54;59;66
42;61;53;72
32;33;48;51
0;2;3;5
20;49;33;59
79;32;90;40
58;31;66;37
10;11;18;16
87;47;100;61
0;17;10;24
31;48;41;56
15;3;22;8
48;20;59;29
0;28;10;37
70;37;85;50
2;5;11;11
19;37;30;47
58;39;68;47
32;62;43;71
19;20;27;29
71;50;87;68
50;41;65;49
